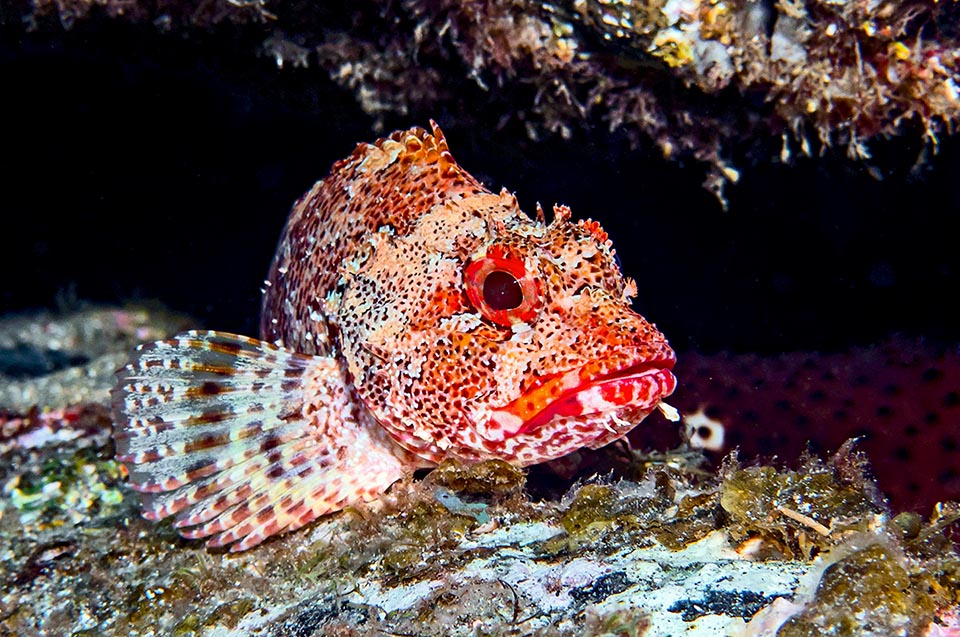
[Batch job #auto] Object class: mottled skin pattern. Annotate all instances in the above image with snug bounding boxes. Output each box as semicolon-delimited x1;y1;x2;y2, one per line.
261;125;487;355
113;123;675;550
264;124;675;464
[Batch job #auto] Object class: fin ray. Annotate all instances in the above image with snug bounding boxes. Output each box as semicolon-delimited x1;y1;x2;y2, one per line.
113;330;414;550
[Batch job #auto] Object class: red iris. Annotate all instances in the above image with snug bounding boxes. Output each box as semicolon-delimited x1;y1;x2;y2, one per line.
464;247;541;326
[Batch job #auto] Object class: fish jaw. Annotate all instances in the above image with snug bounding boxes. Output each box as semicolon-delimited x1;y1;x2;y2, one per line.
479;353;677;444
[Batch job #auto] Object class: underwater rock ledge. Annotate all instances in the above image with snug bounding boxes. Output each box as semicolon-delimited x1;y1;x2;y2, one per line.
8;0;960;205
0;306;958;636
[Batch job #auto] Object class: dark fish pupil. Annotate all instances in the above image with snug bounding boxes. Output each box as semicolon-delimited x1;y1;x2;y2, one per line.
483;270;524;310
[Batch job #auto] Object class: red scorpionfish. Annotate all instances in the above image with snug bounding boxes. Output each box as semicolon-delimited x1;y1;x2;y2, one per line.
112;123;677;551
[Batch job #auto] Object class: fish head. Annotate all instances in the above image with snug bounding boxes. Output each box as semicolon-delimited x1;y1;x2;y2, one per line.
339;183;675;466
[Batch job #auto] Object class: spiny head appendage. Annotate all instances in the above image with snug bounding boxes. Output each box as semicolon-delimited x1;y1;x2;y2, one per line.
576;218;610;247
532;203;575;229
351;120;460;181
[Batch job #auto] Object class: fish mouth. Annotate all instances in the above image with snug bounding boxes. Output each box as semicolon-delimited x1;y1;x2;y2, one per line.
480;355;677;442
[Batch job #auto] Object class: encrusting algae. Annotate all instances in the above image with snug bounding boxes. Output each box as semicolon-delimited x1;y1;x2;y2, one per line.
15;1;960;204
2;367;960;635
0;315;942;636
1;287;957;634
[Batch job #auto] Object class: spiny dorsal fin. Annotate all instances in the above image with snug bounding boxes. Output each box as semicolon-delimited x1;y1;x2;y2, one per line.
112;330;413;551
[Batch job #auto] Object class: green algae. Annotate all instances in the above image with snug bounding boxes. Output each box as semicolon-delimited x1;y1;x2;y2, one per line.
720;456;883;558
3;399;957;637
539;470;709;556
206;598;257;630
379;499;480;583
171;614;200;636
344;460;539;584
3;446;127;528
652;490;721;550
778;543;934;636
713;460;960;635
285;463;519;589
428;458;525;496
902;504;960;610
542;483;632;555
169;598;255;636
560;484;618;537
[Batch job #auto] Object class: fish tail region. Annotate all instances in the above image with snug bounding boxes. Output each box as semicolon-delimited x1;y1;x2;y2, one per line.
111;330;410;551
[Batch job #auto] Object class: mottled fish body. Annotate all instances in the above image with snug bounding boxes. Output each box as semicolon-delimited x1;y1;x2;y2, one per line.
113;124;676;550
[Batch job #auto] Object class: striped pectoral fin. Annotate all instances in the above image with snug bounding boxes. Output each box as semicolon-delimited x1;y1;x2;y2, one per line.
112;330;412;551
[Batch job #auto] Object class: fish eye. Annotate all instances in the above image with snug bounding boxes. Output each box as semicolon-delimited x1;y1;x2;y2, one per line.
483;270;523;310
464;249;542;326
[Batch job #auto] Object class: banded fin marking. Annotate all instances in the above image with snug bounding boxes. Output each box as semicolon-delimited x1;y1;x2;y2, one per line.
112;330;414;551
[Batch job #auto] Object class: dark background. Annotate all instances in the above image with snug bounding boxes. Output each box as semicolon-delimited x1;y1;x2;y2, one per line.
4;21;959;355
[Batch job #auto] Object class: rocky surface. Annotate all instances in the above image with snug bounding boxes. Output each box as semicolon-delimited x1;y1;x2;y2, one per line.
4;0;958;205
0;306;958;636
0;306;192;413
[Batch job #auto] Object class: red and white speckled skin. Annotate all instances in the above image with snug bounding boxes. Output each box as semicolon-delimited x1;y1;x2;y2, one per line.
113;123;676;550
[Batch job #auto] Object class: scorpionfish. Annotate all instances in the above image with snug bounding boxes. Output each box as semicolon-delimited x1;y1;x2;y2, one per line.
112;123;677;551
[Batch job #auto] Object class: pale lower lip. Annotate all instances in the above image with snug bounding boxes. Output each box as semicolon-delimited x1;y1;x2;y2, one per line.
516;365;677;434
479;357;676;442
